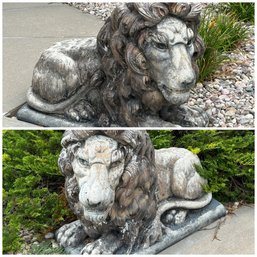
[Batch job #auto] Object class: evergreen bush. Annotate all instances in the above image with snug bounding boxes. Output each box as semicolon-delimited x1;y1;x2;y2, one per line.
2;130;75;254
149;130;254;203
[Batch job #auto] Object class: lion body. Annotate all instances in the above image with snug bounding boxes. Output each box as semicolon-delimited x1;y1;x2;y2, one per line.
26;3;209;127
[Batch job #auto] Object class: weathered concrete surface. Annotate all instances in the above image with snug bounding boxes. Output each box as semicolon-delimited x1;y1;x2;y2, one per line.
3;3;104;126
3;116;40;128
160;205;254;254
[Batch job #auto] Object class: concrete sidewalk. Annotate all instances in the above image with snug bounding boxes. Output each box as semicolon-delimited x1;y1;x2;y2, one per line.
3;3;104;127
161;205;255;254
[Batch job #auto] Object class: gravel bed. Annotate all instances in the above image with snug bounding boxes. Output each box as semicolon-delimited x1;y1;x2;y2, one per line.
189;25;254;128
70;3;254;128
17;229;61;254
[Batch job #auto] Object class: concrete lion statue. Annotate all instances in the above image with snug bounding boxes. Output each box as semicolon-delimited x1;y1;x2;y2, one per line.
56;130;212;254
20;3;209;127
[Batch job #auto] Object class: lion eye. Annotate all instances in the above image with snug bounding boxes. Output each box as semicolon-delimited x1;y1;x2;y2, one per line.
153;41;168;50
187;39;193;46
78;158;89;167
110;160;122;169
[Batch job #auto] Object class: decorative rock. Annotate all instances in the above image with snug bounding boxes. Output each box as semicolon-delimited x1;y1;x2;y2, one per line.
23;235;32;243
31;237;38;243
225;107;237;116
45;232;55;240
246;86;254;92
52;240;59;249
219;95;230;101
221;89;230;95
240;114;254;125
205;99;212;106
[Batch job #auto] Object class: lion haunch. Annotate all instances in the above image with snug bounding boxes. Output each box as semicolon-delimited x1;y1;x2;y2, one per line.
25;3;209;127
56;130;212;254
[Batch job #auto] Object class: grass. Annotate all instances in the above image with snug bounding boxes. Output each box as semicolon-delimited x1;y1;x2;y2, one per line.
224;3;255;23
197;4;250;81
29;241;65;254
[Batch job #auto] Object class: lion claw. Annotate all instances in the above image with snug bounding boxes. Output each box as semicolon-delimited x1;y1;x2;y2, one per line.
162;104;209;127
65;100;95;122
81;239;108;255
56;220;87;248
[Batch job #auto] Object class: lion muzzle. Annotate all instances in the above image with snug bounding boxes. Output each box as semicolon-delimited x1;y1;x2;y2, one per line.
78;163;115;222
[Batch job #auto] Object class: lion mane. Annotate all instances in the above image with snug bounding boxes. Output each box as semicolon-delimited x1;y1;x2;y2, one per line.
96;3;205;126
58;130;157;229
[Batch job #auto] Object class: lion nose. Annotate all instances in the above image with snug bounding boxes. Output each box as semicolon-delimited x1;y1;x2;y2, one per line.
87;199;102;208
181;76;195;89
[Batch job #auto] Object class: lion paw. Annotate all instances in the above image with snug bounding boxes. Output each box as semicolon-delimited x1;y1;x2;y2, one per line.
162;209;188;225
56;220;87;247
81;239;107;255
81;235;121;255
65;100;96;122
162;104;209;127
179;105;209;127
143;219;164;249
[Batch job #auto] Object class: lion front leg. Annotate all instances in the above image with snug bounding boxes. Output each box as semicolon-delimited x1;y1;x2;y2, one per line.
56;220;88;248
81;233;123;255
142;217;165;249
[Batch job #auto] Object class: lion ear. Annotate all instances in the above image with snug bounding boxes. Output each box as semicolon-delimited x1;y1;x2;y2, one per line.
125;43;147;75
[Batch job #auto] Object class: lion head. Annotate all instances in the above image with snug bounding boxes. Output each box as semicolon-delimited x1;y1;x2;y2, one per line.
97;3;205;126
58;130;157;229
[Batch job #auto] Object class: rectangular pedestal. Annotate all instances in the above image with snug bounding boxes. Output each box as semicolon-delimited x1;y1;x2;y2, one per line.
64;199;226;254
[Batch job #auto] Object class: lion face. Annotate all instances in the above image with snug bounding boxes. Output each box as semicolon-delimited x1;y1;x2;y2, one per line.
143;16;196;105
71;135;125;223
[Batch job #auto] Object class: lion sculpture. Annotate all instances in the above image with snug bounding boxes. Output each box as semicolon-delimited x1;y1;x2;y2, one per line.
56;130;212;254
22;3;209;127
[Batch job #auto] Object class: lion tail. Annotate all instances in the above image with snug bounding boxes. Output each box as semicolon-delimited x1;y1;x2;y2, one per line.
156;192;212;220
26;85;89;114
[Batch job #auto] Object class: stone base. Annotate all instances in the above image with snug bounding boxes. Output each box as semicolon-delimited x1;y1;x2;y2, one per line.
63;199;226;254
16;104;97;127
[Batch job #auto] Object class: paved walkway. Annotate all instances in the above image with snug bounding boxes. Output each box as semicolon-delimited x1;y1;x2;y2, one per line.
3;3;104;127
161;205;254;254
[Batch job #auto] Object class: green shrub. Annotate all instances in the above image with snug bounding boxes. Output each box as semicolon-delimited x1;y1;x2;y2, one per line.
148;130;254;203
224;3;255;23
2;130;75;254
147;130;174;149
198;4;249;81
